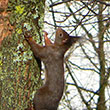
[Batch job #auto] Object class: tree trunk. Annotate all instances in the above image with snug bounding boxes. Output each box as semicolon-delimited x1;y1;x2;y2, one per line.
0;0;45;109
97;3;106;110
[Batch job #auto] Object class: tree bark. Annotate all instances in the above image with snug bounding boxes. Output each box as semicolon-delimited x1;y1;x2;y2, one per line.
0;0;45;109
97;3;106;110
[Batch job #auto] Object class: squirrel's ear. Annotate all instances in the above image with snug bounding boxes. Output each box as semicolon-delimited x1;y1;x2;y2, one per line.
43;31;52;46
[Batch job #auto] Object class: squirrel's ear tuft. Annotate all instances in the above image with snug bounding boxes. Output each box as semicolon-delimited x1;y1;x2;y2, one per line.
70;36;81;43
43;31;52;46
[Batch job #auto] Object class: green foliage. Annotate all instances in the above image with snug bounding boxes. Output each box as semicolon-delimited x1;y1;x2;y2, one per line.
1;0;45;109
15;5;24;14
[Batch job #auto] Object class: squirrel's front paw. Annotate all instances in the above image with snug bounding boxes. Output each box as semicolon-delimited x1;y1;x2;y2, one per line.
24;34;32;40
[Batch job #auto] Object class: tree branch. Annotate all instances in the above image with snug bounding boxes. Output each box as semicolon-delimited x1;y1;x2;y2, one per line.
49;0;73;7
66;82;98;95
66;63;92;110
68;60;100;74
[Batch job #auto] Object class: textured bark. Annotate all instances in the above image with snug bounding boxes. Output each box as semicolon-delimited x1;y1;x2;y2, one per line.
0;0;11;46
0;0;45;109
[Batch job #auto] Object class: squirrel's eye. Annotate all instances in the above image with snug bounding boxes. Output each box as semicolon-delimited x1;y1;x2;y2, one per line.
59;33;63;38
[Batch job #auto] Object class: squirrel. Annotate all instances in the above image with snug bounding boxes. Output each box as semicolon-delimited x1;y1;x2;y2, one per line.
24;28;81;110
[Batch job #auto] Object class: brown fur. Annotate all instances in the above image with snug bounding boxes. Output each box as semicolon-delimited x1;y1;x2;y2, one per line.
24;28;80;110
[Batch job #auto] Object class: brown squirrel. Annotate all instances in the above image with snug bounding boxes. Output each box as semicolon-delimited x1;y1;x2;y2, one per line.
24;28;81;110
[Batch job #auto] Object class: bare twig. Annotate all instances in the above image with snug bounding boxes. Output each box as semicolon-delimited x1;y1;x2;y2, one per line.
80;44;99;71
66;63;92;110
50;0;57;29
49;0;73;7
96;0;110;6
66;82;98;95
68;60;100;74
